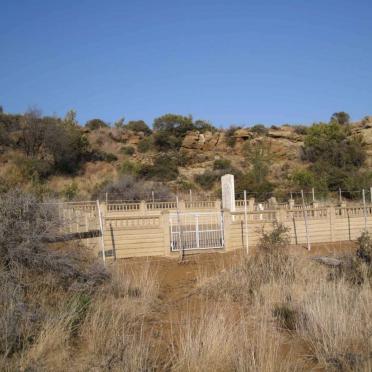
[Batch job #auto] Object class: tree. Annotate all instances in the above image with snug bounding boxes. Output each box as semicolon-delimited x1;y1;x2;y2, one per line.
0;105;3;114
64;109;78;126
303;122;365;169
236;140;274;199
114;117;125;129
301;121;367;194
250;124;268;135
153;114;194;136
330;112;350;126
194;119;217;133
85;118;109;130
125;120;152;135
19;109;46;157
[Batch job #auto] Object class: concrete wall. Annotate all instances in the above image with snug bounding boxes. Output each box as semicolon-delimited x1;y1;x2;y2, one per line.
60;201;372;259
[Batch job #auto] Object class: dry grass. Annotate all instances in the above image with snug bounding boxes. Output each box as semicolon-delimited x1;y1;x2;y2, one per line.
193;229;372;371
2;192;372;371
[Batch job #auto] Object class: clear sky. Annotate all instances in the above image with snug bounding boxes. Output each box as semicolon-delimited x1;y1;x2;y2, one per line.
1;0;371;127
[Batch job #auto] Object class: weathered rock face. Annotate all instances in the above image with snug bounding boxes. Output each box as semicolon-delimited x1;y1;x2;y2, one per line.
181;131;225;151
267;128;302;142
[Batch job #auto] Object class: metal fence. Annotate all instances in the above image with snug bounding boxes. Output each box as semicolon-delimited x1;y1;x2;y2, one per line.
169;212;224;251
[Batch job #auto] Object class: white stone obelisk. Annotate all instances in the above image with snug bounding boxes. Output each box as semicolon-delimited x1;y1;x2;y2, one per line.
221;174;236;212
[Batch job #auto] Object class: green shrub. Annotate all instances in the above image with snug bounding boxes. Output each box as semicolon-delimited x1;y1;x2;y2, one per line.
257;222;290;253
137;137;153;153
120;160;140;176
17;157;53;180
250;124;268;135
356;232;372;265
153;130;181;151
290;169;327;192
194;119;217;133
62;182;79;201
102;152;118;162
293;125;309;135
195;170;219;189
330;111;350;126
213;158;231;170
125;120;152;135
139;154;179;181
225;125;241;147
121;146;135;156
85;119;109;130
177;150;192;167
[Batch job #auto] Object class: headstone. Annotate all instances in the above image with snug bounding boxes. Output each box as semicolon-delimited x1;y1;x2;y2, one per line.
221;174;235;211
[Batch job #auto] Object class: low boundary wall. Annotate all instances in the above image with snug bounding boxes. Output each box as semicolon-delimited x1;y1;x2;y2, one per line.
57;200;372;259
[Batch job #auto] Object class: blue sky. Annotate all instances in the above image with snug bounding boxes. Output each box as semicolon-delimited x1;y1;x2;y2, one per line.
1;0;371;127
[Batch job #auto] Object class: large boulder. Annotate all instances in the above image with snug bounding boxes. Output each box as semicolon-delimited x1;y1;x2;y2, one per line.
267;128;302;142
181;131;225;151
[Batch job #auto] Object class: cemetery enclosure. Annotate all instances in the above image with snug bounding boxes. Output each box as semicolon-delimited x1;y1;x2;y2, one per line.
59;200;372;259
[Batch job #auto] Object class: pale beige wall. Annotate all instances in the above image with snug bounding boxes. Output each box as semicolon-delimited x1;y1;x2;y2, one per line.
103;215;165;259
61;202;372;259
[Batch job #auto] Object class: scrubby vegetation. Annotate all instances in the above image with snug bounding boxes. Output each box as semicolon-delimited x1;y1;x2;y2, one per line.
1;190;372;371
1;107;371;200
0;190;159;371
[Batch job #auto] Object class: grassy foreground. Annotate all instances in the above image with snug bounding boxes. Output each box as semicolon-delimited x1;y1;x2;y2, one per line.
1;191;372;371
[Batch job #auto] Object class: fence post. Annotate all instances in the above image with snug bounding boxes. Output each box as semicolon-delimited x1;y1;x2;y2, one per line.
370;186;372;204
362;189;367;231
312;187;315;202
248;198;255;212
161;211;171;257
243;190;249;254
215;199;222;210
301;190;311;251
96;200;106;265
223;210;231;251
140;200;147;213
329;205;335;242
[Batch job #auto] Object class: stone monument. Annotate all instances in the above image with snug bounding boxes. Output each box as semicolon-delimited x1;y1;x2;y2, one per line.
221;174;236;211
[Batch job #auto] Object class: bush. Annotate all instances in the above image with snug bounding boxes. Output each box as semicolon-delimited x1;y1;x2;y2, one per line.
213;158;231;170
195;170;219;189
137;137;153;153
250;124;268;135
153;130;181;151
257;222;290;253
61;182;79;201
290;168;328;192
125;120;152;135
139;154;179;181
293;125;309;135
120;160;140;176
105;152;119;162
194;119;217;133
85;119;109;130
98;175;173;201
303;122;365;168
225;125;241;147
330;111;350;126
121;146;135;156
16;157;53;181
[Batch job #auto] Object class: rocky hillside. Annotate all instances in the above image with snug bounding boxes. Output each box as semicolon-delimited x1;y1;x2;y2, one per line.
1;111;372;200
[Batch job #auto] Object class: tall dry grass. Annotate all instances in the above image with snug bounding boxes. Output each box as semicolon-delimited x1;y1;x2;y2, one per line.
193;227;372;371
74;261;160;371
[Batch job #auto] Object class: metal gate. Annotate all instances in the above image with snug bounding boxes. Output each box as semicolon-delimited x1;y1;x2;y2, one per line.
169;212;224;251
